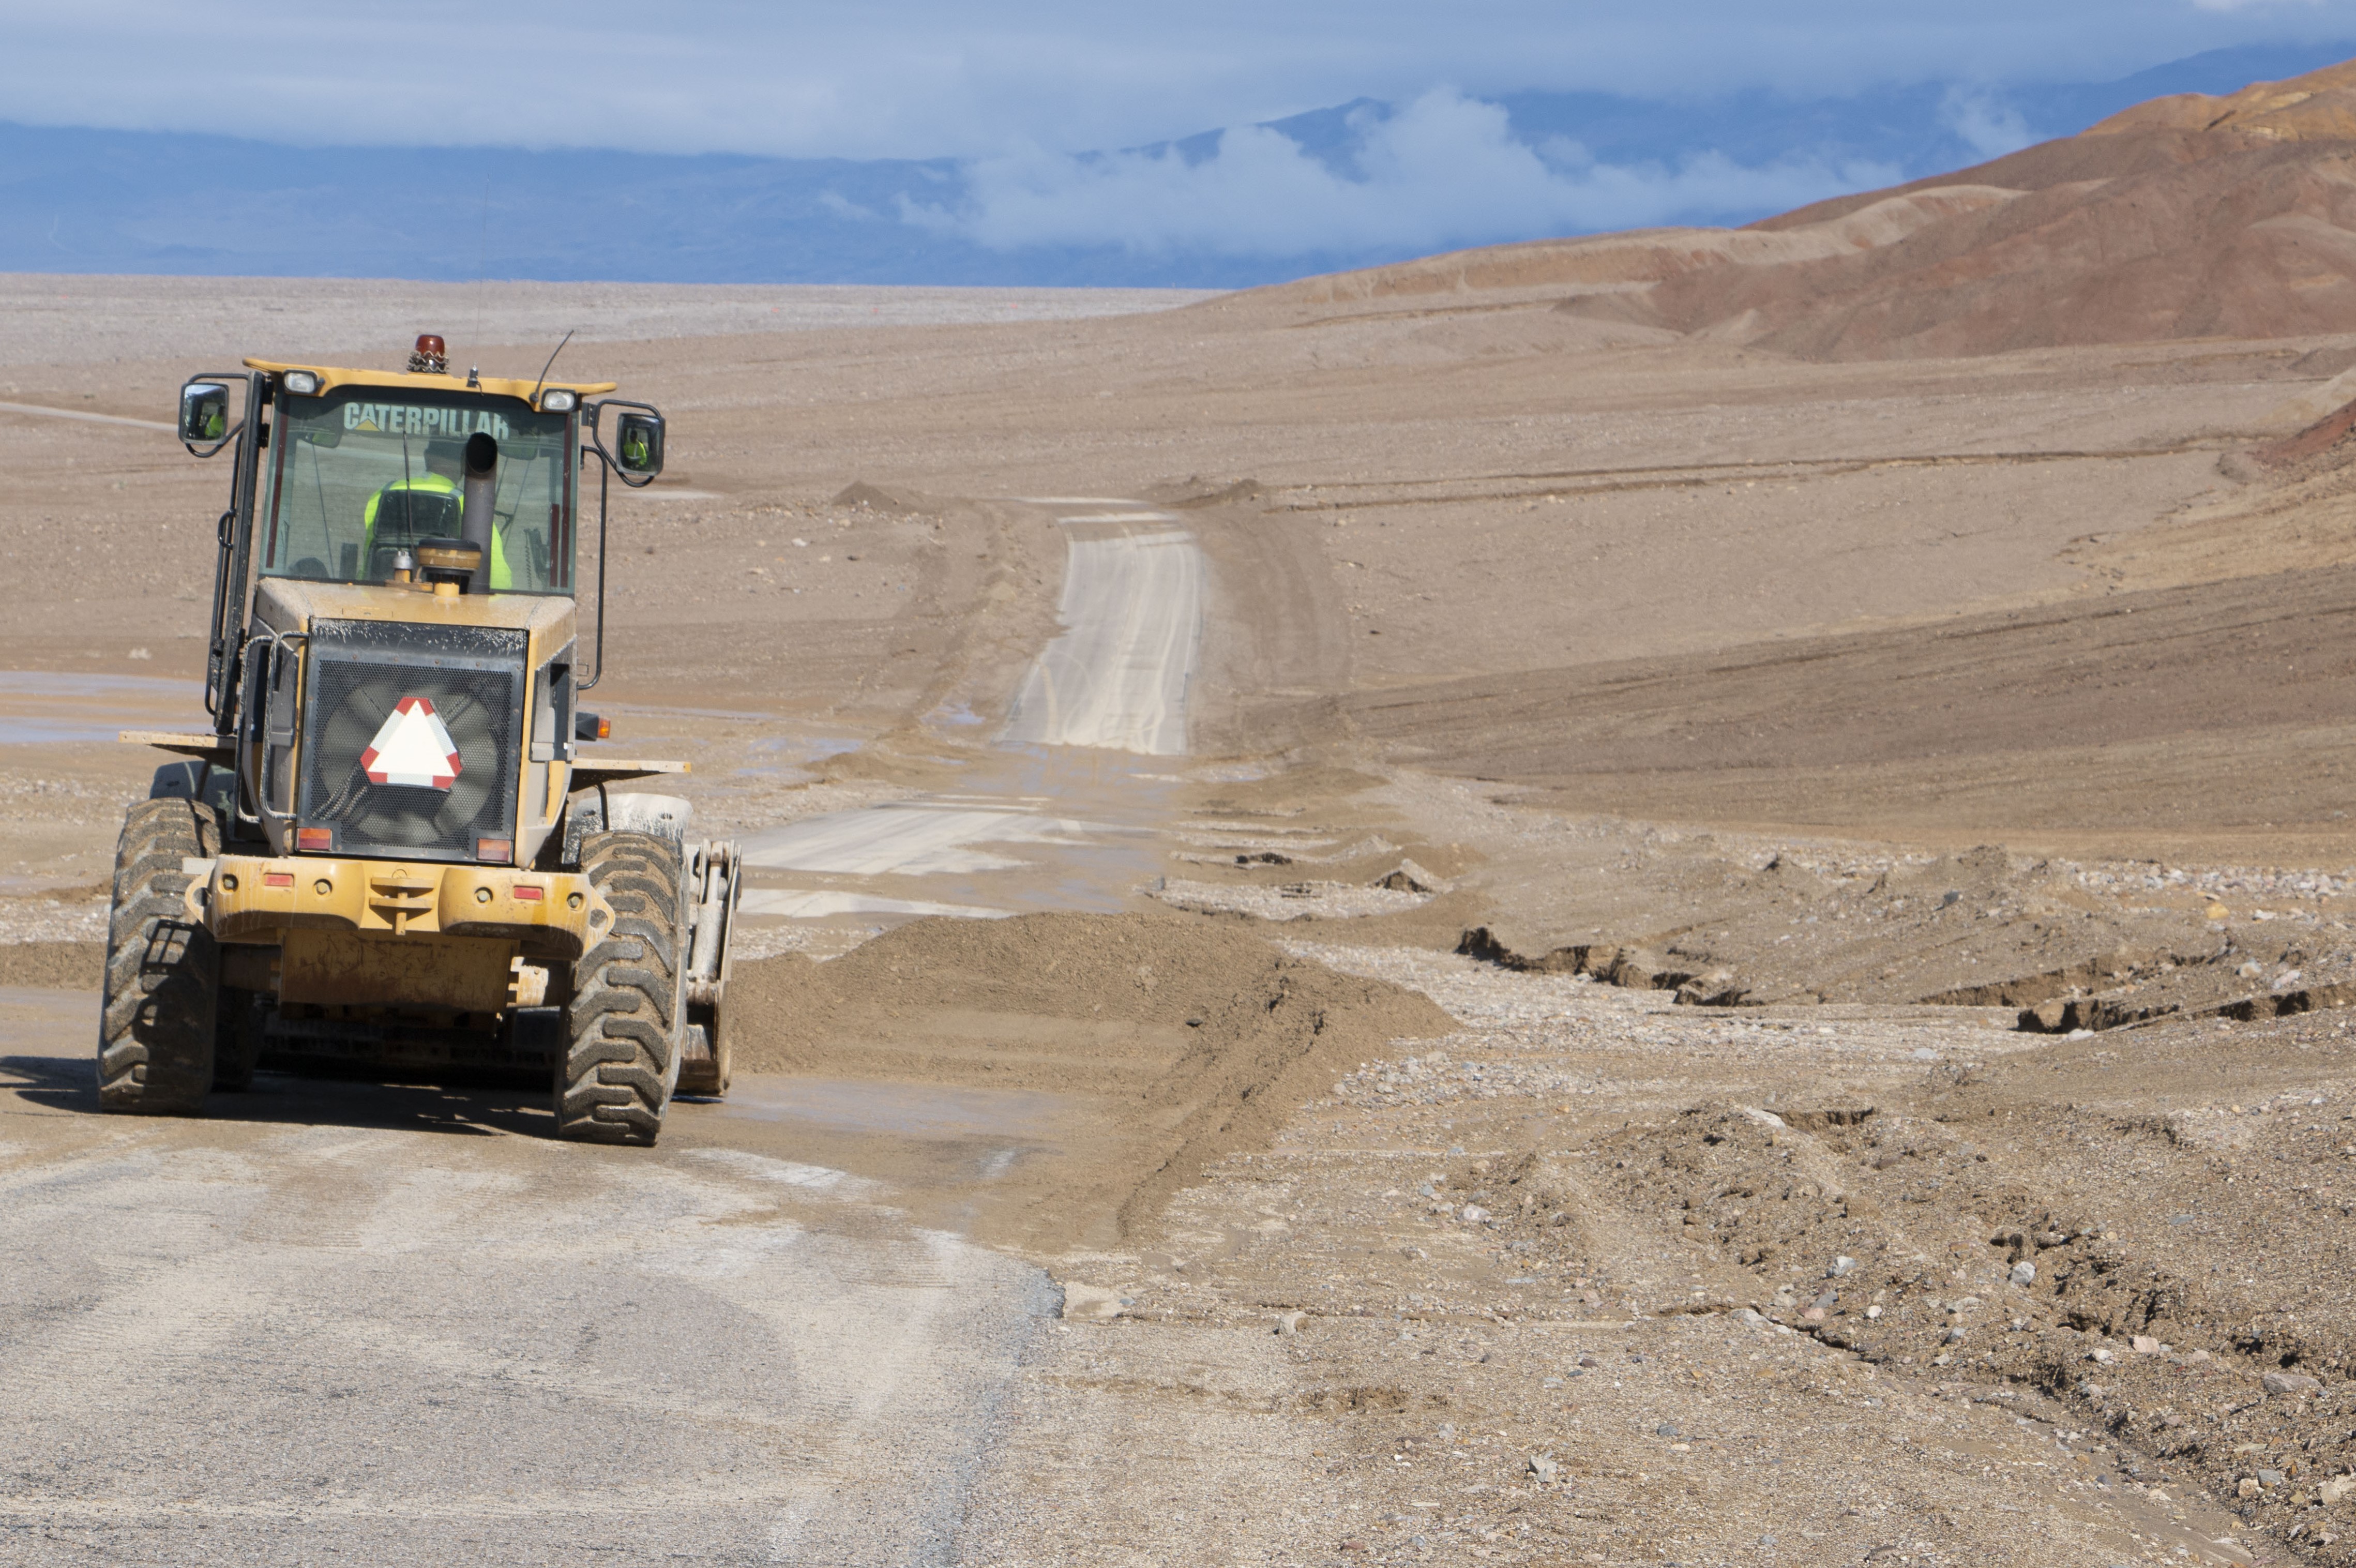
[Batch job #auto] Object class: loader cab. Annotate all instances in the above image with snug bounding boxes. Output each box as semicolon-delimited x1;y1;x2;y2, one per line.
263;386;579;594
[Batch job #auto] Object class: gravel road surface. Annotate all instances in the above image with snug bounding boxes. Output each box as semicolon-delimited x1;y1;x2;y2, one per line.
0;981;1051;1565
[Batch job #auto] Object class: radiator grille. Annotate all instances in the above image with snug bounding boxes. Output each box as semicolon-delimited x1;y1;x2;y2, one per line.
298;621;525;860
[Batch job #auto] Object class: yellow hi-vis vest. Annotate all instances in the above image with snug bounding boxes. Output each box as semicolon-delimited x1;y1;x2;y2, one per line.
363;474;514;589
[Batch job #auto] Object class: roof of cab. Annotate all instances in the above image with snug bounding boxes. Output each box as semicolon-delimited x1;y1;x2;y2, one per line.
243;359;618;401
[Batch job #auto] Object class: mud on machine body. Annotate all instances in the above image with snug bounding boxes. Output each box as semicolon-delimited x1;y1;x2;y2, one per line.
104;334;741;1145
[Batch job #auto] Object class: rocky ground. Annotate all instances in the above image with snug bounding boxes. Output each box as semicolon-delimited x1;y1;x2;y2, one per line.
11;272;2356;1562
965;941;2356;1566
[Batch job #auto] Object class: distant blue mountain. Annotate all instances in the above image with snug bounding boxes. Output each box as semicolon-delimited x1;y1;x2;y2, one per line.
2;42;2347;289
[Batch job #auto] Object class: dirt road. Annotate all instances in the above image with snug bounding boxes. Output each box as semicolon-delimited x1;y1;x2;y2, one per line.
0;994;1051;1564
1003;503;1203;755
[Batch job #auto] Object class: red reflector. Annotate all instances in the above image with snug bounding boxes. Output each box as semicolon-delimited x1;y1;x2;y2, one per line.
296;828;333;852
263;872;295;888
512;884;544;902
477;838;513;864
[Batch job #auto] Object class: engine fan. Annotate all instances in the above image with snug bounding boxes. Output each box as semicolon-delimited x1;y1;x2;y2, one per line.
310;669;503;849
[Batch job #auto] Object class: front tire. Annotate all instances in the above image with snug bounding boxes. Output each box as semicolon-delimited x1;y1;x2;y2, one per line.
98;800;222;1114
557;831;685;1145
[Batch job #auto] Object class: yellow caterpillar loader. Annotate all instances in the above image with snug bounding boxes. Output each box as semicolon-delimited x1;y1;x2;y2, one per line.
105;334;740;1145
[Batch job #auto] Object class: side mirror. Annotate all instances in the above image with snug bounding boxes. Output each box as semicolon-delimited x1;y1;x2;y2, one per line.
179;382;231;446
614;411;664;478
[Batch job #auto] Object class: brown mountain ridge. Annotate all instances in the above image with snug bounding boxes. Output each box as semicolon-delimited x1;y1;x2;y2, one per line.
1259;58;2356;360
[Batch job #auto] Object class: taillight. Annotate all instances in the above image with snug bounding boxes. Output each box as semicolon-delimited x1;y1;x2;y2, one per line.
477;838;513;864
296;827;334;853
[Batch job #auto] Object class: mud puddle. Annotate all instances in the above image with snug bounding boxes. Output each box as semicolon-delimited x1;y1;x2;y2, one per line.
712;1074;1071;1140
0;670;201;745
731;497;1207;957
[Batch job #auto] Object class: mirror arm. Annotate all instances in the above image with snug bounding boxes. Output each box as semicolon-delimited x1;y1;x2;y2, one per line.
179;368;253;458
584;397;662;489
183;419;243;460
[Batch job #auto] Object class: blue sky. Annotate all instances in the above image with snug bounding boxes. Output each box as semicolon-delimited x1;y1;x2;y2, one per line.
7;3;2356;284
12;1;2356;160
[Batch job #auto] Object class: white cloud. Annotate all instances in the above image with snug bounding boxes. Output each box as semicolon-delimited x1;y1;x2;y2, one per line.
1939;87;2038;159
903;91;1897;258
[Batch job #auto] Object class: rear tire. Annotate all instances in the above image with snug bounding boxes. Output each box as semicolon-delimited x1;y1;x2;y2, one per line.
557;831;685;1145
98;799;221;1114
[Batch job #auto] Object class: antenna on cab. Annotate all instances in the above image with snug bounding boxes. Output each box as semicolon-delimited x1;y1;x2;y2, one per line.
531;329;577;406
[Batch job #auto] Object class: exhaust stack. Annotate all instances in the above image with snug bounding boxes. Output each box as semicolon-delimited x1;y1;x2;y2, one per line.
460;430;499;592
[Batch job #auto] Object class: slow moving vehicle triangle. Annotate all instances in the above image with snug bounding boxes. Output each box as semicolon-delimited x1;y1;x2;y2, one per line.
359;697;463;789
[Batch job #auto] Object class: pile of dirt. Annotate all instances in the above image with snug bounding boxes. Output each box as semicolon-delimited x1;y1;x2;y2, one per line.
829;479;917;514
0;940;102;989
728;912;1453;1240
1536;1027;2356;1558
1443;825;2356;1034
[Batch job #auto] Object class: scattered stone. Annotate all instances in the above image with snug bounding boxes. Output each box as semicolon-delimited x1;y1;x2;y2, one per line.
2260;1469;2288;1488
2241;1478;2263;1499
2010;1261;2037;1287
1866;1305;1883;1320
2263;1371;2322;1397
2091;1347;2115;1364
2131;1335;2164;1354
2321;1476;2356;1504
1527;1453;1559;1484
1059;1282;1125;1321
1828;1256;1857;1278
1274;1310;1306;1337
1460;1204;1491;1225
1373;859;1450;894
1673;969;1747;1007
1655;1423;1680;1439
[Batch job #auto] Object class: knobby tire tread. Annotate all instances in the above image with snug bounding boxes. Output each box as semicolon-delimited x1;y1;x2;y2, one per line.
558;832;685;1145
98;798;221;1114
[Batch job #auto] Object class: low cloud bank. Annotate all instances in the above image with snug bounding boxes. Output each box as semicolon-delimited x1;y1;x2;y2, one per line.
904;91;1900;259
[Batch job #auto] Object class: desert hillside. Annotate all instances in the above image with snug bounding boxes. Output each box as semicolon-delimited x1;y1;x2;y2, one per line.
1261;57;2356;359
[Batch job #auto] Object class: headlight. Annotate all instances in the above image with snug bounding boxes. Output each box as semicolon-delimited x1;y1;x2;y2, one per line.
539;388;578;412
282;370;321;395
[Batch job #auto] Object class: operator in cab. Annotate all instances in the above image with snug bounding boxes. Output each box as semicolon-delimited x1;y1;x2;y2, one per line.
361;439;515;589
